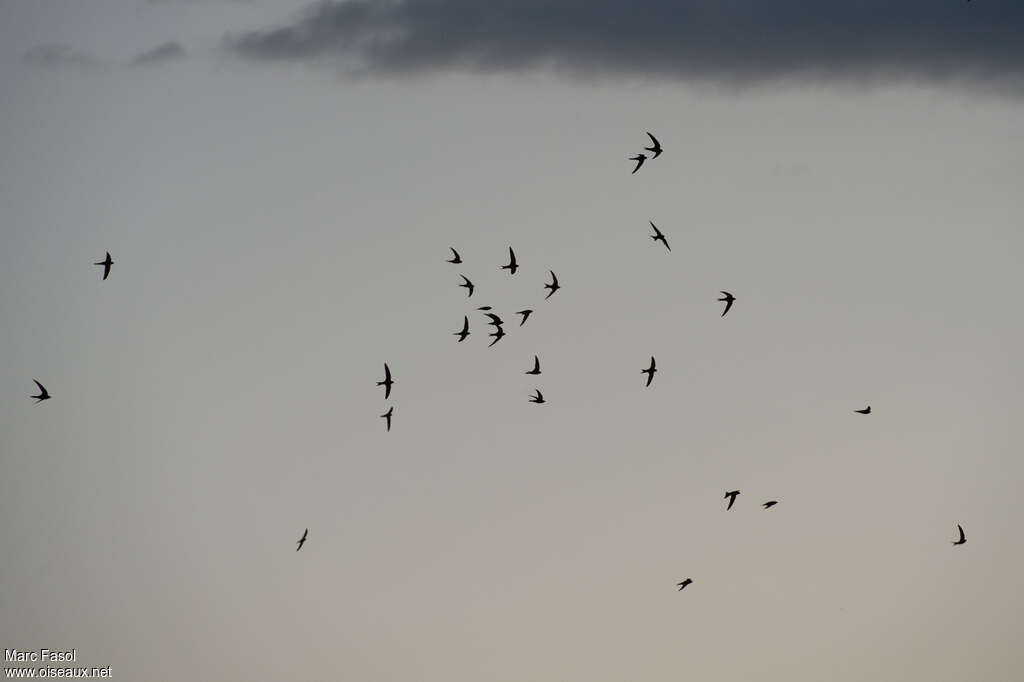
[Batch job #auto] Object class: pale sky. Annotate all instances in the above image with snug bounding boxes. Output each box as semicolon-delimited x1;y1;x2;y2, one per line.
2;1;1023;681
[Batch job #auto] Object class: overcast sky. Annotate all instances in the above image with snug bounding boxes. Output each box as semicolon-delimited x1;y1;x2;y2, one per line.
2;1;1023;681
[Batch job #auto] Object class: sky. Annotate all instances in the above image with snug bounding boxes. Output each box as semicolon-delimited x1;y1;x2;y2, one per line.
2;1;1023;680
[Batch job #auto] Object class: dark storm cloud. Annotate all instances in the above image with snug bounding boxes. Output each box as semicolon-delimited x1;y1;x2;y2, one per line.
22;44;100;70
132;41;186;66
225;0;1024;87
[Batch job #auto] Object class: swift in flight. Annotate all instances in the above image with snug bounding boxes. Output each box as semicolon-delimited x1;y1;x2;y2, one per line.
31;379;51;403
377;363;393;399
645;132;663;159
525;355;541;375
501;247;518;275
94;252;114;280
544;271;560;300
649;222;670;251
454;316;470;342
641;356;657;387
718;291;735;317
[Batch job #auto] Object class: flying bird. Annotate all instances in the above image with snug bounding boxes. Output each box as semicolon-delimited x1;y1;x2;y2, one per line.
516;309;533;326
529;389;545;404
296;528;308;551
649;221;670;251
381;406;393;432
377;363;393;399
501;247;518;275
762;500;778;509
718;291;735;317
94;251;114;280
644;132;663;159
454;316;470;342
484;313;504;327
724;490;740;510
30;379;51;403
525;355;541;375
488;326;506;347
676;578;692;591
447;247;462;264
459;275;475;298
854;406;871;414
629;154;647;174
952;524;966;546
544;271;560;299
641;356;657;387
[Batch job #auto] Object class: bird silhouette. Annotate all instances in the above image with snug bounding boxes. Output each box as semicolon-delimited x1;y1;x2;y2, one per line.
544;271;560;299
296;528;308;551
529;389;545;404
516;309;533;326
30;379;51;403
762;500;778;509
484;313;504;327
488;326;506;347
629;154;647;174
952;524;966;545
447;247;462;264
855;406;871;414
649;221;670;251
377;363;393;399
501;247;518;275
645;132;663;159
676;578;692;591
381;406;393;432
525;355;541;375
718;291;735;317
641;356;657;387
94;252;113;280
724;490;740;510
454;316;470;342
459;275;475;297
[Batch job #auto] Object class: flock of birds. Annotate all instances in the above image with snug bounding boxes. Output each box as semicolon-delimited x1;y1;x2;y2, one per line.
29;137;968;589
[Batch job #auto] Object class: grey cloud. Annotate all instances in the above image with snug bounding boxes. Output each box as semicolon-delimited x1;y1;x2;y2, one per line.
225;0;1024;88
22;43;100;70
132;41;186;66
